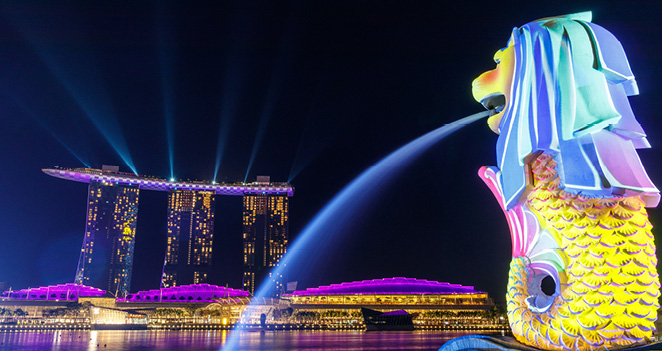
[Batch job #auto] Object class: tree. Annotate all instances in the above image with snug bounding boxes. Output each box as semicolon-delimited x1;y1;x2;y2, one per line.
185;303;198;317
66;302;83;317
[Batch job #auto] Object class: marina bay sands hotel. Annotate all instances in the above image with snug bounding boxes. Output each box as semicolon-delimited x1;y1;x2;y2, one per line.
42;165;293;298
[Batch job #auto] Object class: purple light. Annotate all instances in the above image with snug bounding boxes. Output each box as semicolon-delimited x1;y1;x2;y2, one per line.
117;283;249;303
381;310;411;316
1;283;106;301
284;277;485;296
42;168;294;196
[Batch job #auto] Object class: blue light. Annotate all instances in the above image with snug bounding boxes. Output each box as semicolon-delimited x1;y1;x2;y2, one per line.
243;94;275;183
213;59;246;182
156;3;176;181
243;28;294;183
8;15;138;175
221;110;490;350
214;14;262;182
3;85;92;168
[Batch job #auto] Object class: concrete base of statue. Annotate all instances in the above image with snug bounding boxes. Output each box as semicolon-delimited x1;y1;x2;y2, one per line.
438;335;662;351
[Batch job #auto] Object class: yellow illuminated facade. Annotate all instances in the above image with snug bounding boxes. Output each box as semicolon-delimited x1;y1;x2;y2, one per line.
282;278;495;326
163;190;215;287
75;181;139;297
242;193;289;296
287;293;490;306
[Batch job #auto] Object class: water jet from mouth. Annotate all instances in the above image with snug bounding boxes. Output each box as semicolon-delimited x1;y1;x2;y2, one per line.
221;109;491;350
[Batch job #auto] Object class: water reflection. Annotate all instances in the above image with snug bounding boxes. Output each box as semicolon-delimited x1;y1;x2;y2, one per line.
0;330;503;351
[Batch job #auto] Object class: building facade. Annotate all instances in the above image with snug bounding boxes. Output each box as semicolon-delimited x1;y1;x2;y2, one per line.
162;190;215;287
283;277;496;327
44;167;293;295
242;177;289;296
75;180;139;297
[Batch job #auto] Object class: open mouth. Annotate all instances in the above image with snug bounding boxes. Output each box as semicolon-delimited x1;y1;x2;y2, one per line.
480;93;505;116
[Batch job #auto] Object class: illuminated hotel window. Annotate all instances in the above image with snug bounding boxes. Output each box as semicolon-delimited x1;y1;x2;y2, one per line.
242;193;289;297
163;190;215;287
75;181;139;297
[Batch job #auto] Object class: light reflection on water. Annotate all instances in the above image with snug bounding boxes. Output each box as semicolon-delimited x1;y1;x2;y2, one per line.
0;330;505;351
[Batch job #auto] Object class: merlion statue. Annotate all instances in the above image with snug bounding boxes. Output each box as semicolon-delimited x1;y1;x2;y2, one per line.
473;12;660;350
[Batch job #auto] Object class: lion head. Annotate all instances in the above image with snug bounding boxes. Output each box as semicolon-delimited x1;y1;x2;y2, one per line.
473;11;658;210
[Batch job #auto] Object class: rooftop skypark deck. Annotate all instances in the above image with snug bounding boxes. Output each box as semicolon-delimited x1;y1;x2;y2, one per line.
42;166;294;196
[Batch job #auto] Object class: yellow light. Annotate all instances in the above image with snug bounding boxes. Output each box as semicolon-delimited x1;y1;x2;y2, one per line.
222;318;227;325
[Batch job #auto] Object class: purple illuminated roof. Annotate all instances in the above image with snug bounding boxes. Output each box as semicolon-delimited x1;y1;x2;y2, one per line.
285;277;484;296
1;283;106;301
42;167;294;196
117;283;249;303
382;310;411;316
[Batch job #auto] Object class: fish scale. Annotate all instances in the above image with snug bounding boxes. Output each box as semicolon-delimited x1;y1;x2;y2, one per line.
504;154;661;350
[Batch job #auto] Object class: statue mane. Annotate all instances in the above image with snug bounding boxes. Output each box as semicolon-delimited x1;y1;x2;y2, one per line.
494;11;658;210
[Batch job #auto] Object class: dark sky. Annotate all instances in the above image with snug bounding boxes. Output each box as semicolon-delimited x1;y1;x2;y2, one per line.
1;1;662;303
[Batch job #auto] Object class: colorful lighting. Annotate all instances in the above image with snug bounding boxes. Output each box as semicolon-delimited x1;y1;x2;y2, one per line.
117;283;249;303
474;12;660;350
285;277;483;296
42;167;294;196
1;283;106;301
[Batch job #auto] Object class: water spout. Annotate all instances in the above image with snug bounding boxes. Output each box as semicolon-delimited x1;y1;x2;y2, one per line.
221;110;490;350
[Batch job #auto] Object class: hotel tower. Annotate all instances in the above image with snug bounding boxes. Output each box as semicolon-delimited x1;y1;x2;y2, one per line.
74;167;139;297
242;176;289;297
44;166;293;296
162;190;215;287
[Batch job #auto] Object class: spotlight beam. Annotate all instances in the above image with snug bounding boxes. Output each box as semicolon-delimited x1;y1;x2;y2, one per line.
2;88;91;168
155;2;177;180
244;23;298;183
288;78;326;182
213;14;259;182
7;10;138;174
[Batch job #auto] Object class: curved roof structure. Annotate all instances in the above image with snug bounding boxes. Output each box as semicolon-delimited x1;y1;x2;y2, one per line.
43;167;294;196
118;284;249;303
286;277;484;296
1;283;106;301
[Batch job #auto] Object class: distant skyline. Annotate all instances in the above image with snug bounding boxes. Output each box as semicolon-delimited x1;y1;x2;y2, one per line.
2;1;662;303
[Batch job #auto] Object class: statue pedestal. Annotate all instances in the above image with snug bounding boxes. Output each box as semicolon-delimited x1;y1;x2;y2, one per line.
438;335;662;351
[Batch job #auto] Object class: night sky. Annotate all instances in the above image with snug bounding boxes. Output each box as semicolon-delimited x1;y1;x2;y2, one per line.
2;1;662;303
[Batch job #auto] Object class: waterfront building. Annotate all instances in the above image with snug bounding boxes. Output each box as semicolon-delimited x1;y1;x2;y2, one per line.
0;283;106;301
1;279;498;329
282;277;495;326
0;283;107;323
162;190;215;287
242;176;289;297
118;284;251;325
0;283;249;327
74;167;140;297
119;283;249;304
